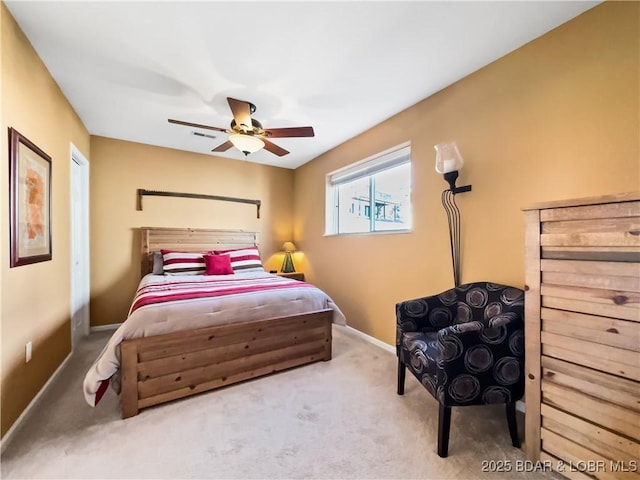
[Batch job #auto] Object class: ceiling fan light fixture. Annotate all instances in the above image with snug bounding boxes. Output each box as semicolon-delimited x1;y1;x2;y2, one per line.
229;133;264;155
170;98;313;158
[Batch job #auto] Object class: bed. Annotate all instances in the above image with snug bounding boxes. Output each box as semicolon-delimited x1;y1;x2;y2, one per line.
83;227;346;418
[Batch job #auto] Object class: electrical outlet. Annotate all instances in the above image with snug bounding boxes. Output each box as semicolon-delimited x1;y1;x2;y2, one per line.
25;341;32;363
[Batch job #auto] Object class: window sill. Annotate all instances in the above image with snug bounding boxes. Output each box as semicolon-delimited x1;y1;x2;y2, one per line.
323;229;412;237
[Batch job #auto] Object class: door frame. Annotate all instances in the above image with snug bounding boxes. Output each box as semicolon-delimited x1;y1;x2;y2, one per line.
70;143;90;349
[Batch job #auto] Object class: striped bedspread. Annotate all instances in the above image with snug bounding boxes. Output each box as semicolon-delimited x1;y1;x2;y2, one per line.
83;271;346;406
129;274;315;314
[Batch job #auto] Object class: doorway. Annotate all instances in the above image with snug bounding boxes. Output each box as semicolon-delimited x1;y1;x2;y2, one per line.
70;144;90;349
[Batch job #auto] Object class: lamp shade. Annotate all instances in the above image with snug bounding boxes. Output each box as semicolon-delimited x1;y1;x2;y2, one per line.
434;142;464;174
229;133;264;155
282;241;296;252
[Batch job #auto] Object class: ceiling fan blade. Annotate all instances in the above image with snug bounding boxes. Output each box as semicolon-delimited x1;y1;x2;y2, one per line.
262;126;315;138
212;140;234;152
168;119;228;133
262;138;289;157
227;97;253;133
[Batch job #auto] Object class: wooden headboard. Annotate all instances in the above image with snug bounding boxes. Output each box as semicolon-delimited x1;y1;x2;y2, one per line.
140;227;259;276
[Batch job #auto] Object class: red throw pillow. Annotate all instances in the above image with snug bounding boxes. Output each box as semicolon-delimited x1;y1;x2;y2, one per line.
204;254;234;275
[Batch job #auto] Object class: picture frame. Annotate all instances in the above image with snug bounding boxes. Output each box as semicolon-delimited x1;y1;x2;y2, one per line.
9;128;52;267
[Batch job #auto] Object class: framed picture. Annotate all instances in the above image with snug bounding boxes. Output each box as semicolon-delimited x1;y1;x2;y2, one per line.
9;128;52;267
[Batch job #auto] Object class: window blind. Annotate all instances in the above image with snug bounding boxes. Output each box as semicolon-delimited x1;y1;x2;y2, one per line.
328;143;411;185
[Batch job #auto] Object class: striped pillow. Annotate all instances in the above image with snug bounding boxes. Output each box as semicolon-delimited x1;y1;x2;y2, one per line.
161;250;206;275
213;246;264;272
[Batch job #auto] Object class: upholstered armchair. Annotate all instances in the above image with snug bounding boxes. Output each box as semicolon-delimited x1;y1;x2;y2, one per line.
396;282;524;457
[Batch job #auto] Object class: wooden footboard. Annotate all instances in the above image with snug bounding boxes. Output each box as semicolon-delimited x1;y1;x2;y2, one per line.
120;309;333;418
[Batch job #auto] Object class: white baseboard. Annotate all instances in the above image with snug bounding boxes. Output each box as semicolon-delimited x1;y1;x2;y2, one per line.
342;325;395;354
1;352;72;454
340;325;527;414
90;323;121;332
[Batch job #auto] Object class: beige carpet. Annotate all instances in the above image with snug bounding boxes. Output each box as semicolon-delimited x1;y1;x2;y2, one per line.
1;326;560;479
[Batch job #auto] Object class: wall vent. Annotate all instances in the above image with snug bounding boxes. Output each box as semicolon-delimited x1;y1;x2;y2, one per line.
192;131;217;139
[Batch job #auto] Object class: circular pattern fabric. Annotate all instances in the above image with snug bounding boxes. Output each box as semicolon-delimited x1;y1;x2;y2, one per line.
438;334;464;363
438;289;458;306
464;344;494;373
501;287;524;306
402;331;423;348
466;288;488;308
421;375;437;396
439;370;448;387
396;281;525;408
429;307;452;328
488;312;516;328
425;340;438;362
404;299;428;317
409;348;428;373
436;386;446;404
482;386;512;404
450;321;483;334
484;302;502;319
508;330;524;356
493;357;521;385
480;324;508;345
455;302;473;324
449;374;480;403
398;319;417;334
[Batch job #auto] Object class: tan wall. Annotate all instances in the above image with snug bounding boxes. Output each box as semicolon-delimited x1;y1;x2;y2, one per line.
294;2;640;345
1;3;91;436
89;137;294;327
0;1;4;436
1;0;637;439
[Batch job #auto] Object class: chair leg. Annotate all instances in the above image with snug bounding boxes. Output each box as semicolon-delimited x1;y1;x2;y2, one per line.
397;358;406;395
506;402;520;448
438;404;452;458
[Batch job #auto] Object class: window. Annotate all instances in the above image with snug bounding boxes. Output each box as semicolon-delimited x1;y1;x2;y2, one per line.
326;143;412;235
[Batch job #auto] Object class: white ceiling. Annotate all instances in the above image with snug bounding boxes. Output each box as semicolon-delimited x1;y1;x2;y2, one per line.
6;1;599;169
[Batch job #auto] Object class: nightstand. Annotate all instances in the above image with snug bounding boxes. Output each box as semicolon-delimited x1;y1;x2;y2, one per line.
277;272;305;281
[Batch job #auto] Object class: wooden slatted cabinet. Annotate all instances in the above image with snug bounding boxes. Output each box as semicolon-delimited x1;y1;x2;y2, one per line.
523;192;640;480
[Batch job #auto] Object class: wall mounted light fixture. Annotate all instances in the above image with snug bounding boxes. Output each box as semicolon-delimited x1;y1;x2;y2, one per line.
434;141;472;287
281;241;297;273
434;141;472;194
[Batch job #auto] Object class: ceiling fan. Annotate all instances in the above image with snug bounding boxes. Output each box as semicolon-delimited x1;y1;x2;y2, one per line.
168;97;315;157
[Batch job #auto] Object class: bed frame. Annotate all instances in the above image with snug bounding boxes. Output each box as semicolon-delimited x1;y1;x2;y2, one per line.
119;227;332;418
